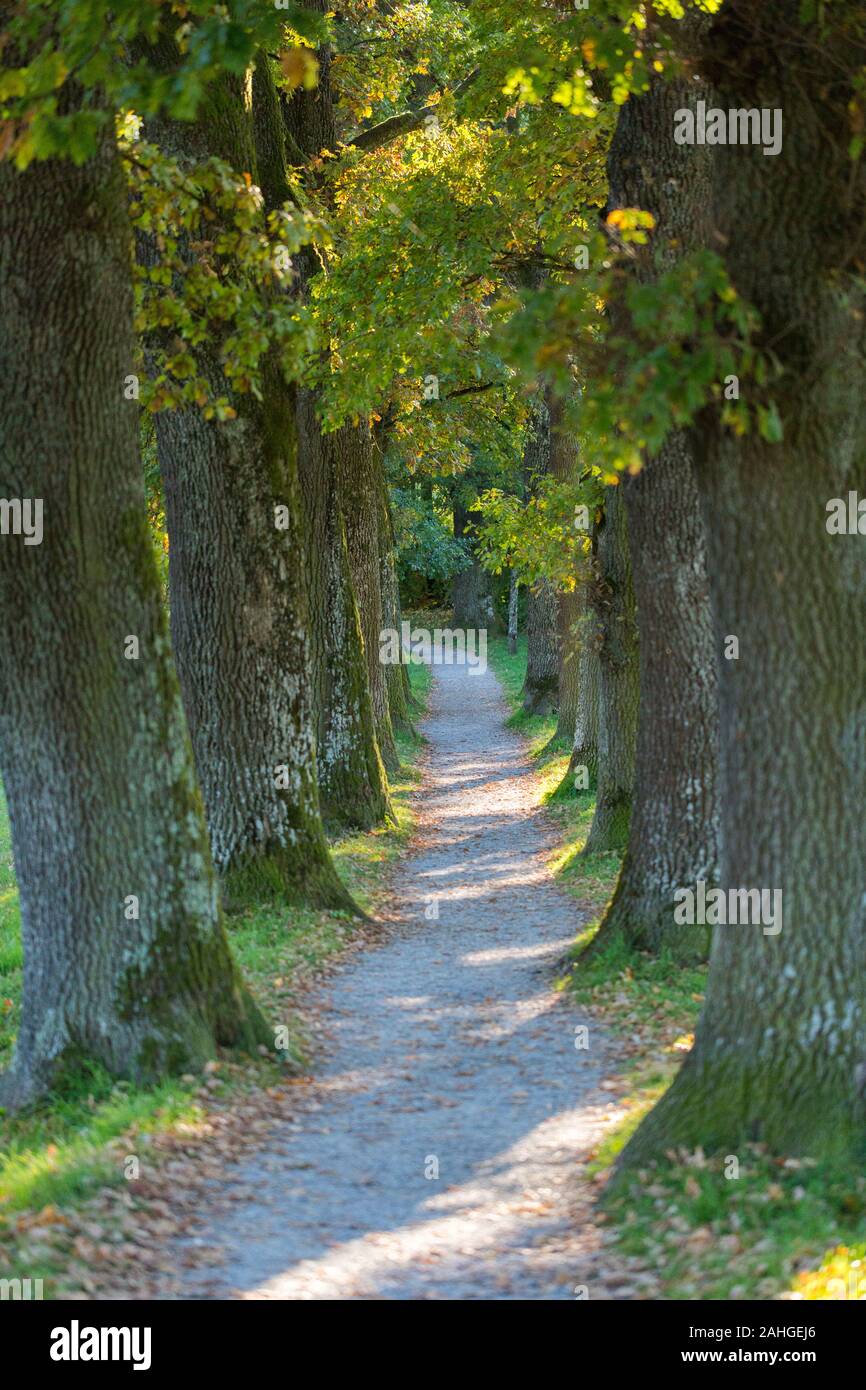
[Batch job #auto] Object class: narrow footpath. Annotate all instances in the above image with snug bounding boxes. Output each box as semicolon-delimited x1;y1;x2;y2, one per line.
172;660;622;1299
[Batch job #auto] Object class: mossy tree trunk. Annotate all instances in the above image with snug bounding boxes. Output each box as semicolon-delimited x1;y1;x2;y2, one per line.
586;56;719;962
620;0;866;1169
143;46;354;914
0;113;267;1107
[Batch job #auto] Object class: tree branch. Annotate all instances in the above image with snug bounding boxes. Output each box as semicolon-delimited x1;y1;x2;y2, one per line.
346;68;480;155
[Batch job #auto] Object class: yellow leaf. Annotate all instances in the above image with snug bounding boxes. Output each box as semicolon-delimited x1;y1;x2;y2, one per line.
280;47;320;92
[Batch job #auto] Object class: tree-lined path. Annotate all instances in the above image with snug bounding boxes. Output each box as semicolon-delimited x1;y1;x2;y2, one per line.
171;662;615;1300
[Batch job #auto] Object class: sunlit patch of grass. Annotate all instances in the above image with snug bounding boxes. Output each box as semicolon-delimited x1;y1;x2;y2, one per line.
605;1148;866;1300
0;1071;209;1213
485;635;561;755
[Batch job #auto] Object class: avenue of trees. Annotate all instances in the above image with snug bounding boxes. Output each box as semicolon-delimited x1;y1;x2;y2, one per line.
1;0;865;1175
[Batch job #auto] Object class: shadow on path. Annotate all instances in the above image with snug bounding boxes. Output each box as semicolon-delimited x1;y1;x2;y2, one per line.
172;660;615;1300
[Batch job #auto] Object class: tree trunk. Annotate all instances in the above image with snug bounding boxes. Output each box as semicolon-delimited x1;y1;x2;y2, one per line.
273;46;394;824
548;391;581;743
523;581;559;716
507;571;519;654
556;577;600;795
621;0;866;1168
295;394;392;829
582;485;638;854
585;43;719;961
451;503;499;633
521;391;560;715
282;19;399;777
143;53;354;914
337;422;400;773
376;447;413;733
0;117;266;1106
589;440;718;960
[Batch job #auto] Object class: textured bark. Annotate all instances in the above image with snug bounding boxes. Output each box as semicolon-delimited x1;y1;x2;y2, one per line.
621;0;866;1167
582;485;638;854
376;456;413;733
523;581;559;716
587;49;719;961
507;571;519;654
521;393;560;716
337;423;400;773
451;502;499;633
548;392;581;743
557;577;600;795
142;51;353;913
0;115;266;1106
295;395;392;829
590;443;718;960
282;12;399;789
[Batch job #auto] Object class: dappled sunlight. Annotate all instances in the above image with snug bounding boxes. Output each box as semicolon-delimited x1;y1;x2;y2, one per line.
239;1102;608;1300
461;940;575;966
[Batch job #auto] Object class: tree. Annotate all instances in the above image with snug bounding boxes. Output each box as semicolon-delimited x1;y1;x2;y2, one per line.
137;38;355;913
520;390;560;716
620;0;866;1167
283;3;402;784
548;390;582;743
584;41;719;961
376;447;415;735
295;394;393;828
452;499;501;633
581;484;638;854
561;605;600;792
0;92;266;1106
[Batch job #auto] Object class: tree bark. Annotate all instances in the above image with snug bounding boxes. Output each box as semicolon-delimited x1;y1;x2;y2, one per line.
451;502;499;632
0;114;266;1106
621;0;866;1167
556;576;600;795
142;51;354;914
282;11;400;789
376;449;413;734
337;422;401;773
548;391;581;742
582;485;638;854
586;42;719;960
521;392;560;716
295;393;392;829
590;441;718;960
507;571;519;654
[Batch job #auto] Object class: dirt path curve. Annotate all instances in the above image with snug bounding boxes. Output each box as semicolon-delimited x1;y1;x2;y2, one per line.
176;660;618;1299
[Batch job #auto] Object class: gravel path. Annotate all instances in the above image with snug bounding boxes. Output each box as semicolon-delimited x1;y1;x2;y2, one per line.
176;660;618;1299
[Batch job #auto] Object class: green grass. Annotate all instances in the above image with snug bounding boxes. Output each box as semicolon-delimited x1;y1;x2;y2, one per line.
487;633;620;923
0;664;431;1287
603;1147;866;1301
485;633;568;759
